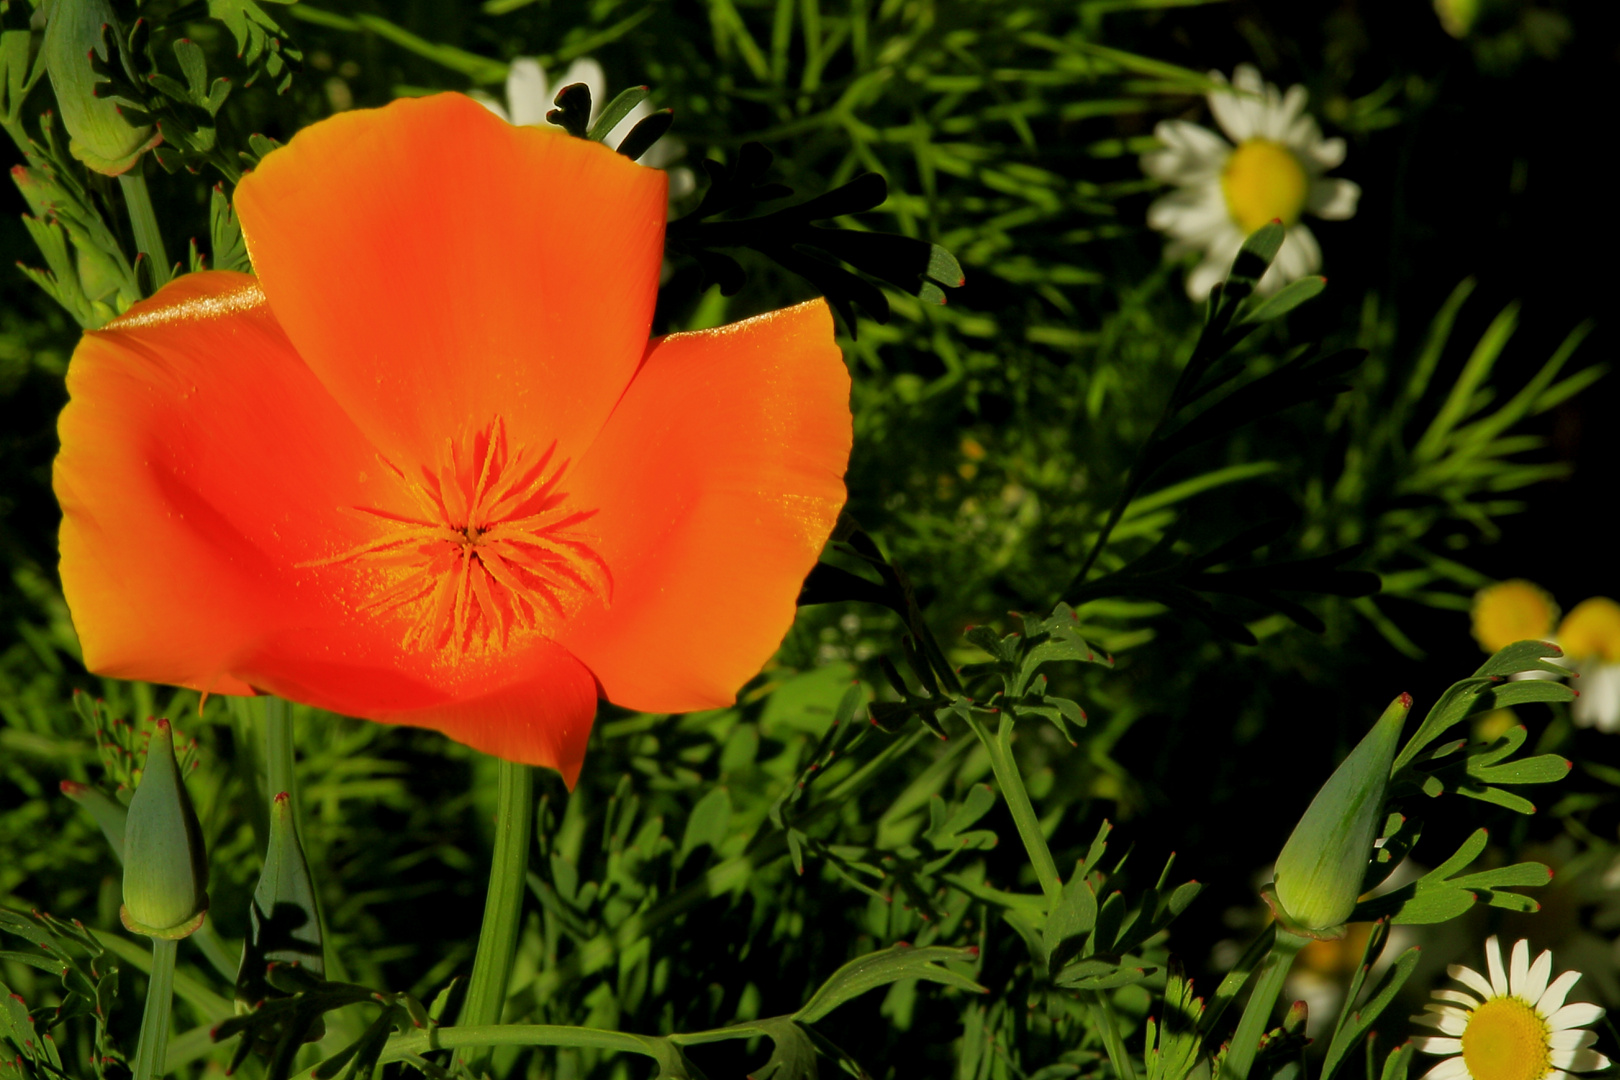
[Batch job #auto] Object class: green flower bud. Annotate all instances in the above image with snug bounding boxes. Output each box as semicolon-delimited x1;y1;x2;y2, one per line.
120;719;209;939
1267;694;1410;935
236;791;325;1009
42;0;162;175
59;779;127;863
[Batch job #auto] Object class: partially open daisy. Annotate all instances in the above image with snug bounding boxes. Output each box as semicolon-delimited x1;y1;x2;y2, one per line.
1558;597;1620;732
1413;936;1611;1080
1140;64;1360;300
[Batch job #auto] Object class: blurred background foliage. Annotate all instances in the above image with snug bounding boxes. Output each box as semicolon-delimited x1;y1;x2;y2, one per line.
2;0;1617;1076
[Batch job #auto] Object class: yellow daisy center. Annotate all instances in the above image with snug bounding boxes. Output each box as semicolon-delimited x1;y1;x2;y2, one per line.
1558;597;1620;662
1471;580;1557;653
1221;138;1309;234
1461;997;1551;1080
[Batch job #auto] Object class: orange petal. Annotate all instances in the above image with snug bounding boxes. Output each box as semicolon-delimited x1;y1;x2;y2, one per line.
233;93;668;471
558;299;851;712
54;272;390;694
239;628;599;783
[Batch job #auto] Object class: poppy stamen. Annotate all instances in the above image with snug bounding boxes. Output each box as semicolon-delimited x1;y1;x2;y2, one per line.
302;418;610;656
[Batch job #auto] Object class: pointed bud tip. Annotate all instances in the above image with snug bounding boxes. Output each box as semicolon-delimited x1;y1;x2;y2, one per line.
1397;692;1412;708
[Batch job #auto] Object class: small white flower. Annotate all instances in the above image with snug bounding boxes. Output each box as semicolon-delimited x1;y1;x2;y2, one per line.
1557;597;1620;732
1412;936;1612;1080
1140;64;1360;300
472;57;695;200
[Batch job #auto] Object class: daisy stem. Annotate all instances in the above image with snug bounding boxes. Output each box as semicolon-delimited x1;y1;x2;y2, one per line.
1219;929;1306;1080
130;936;177;1080
964;710;1062;904
117;162;171;289
460;757;535;1061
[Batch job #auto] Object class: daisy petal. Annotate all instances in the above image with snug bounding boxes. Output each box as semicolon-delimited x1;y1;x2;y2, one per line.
1309;177;1360;220
1420;1057;1471;1079
1412;1034;1463;1054
1485;935;1509;997
1307;135;1347;170
236;93;668;479
1547;1002;1605;1031
1509;938;1531;998
1538;971;1585;1017
1449;962;1496;1001
1549;1029;1598;1051
1552;1048;1611;1072
1524;949;1553;1004
559;300;850;714
1434;989;1480;1008
504;57;551;126
1571;662;1620;731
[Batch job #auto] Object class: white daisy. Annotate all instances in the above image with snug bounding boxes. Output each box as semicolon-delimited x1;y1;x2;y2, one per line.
1412;936;1612;1080
1557;597;1620;732
472;57;695;199
1140;64;1360;300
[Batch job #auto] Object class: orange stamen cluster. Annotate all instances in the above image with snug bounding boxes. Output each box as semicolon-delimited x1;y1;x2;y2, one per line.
307;418;609;655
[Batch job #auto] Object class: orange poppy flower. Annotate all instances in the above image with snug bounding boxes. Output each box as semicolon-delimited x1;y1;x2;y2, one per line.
53;94;852;784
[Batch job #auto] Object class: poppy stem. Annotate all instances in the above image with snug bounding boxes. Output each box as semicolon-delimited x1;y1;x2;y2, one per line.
962;709;1062;904
129;936;177;1079
459;756;535;1058
117;162;172;290
1219;929;1307;1080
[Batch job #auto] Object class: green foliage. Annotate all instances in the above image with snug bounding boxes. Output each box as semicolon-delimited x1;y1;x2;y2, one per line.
1;1;1613;1079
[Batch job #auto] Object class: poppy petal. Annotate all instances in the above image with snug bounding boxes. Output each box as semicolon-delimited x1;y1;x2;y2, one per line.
54;271;393;694
559;299;851;712
239;628;599;784
233;92;668;471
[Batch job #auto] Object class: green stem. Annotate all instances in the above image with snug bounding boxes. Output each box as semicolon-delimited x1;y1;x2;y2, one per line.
117;163;171;288
459;757;535;1061
1220;929;1306;1080
965;712;1061;903
263;696;295;807
130;936;178;1080
1090;990;1139;1080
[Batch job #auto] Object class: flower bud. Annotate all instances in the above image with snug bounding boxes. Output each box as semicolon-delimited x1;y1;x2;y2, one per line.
42;0;162;175
120;719;208;938
1268;694;1409;935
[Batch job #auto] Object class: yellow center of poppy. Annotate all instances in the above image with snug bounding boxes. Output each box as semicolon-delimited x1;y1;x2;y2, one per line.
1472;580;1557;654
1460;997;1551;1080
1558;597;1620;662
1221;138;1309;234
307;418;609;655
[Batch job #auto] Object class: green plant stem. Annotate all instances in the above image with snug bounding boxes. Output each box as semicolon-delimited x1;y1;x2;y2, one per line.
965;712;1061;903
117;163;170;287
1090;990;1139;1080
263;696;295;806
1220;929;1307;1080
130;936;178;1080
459;756;535;1064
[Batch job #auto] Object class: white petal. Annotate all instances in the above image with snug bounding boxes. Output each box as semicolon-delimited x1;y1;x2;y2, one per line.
1266;84;1309;140
1450;963;1496;1000
1523;950;1554;1004
1420;1056;1472;1079
602;100;653;152
1309;177;1360;220
1260;226;1319;292
1412;1035;1464;1055
1550;1028;1598;1051
1142;120;1231;184
1434;989;1481;1008
1208;69;1261;144
1572;663;1620;731
1485;936;1509;997
505;57;552;127
1305;135;1347;170
1552;1048;1611;1072
1547;1002;1605;1031
1538;971;1585;1016
1509;938;1531;998
1184;252;1233;301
